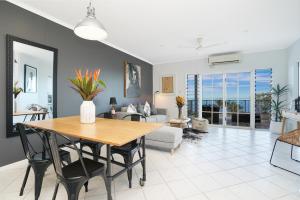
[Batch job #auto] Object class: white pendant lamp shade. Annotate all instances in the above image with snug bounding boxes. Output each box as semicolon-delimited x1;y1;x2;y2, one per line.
74;2;107;41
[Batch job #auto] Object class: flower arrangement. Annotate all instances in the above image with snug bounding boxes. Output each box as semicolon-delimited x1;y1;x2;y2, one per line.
176;96;185;108
176;96;185;119
13;81;23;99
69;69;106;101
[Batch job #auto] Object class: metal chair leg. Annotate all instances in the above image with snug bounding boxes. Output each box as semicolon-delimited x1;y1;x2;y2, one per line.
84;182;88;192
31;162;50;200
64;181;85;200
270;139;278;165
124;155;134;188
52;182;59;200
291;145;300;162
19;165;31;196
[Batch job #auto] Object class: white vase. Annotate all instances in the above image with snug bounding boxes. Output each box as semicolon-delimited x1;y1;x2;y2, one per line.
80;101;96;124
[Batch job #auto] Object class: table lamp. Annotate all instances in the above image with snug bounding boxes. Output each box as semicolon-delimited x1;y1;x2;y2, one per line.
109;97;117;114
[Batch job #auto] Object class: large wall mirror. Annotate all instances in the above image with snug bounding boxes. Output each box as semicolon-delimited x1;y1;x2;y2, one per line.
6;35;57;137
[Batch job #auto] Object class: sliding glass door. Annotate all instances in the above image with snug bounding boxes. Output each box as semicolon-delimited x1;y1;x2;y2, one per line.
202;74;223;125
201;72;250;127
190;70;271;128
225;72;250;127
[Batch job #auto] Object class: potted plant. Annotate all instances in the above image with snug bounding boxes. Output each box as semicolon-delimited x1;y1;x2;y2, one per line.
13;81;23;113
69;69;106;123
176;96;185;119
269;84;288;133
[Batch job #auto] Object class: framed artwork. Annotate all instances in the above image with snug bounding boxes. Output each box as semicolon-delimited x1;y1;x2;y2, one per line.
24;64;37;93
124;61;141;97
161;75;174;93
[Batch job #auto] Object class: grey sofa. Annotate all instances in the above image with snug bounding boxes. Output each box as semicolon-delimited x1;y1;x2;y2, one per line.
115;106;168;123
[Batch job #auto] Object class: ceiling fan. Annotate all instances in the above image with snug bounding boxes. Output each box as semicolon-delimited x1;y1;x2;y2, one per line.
179;37;226;50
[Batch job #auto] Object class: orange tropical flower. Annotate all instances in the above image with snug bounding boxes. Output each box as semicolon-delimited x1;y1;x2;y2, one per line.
69;68;106;101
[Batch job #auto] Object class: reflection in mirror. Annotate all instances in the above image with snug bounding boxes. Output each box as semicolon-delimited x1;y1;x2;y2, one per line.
7;35;57;137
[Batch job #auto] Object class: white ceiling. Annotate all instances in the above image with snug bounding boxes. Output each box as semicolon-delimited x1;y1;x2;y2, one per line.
7;0;300;65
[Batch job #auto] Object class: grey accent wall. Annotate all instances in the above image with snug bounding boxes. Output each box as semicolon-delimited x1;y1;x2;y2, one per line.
0;2;153;166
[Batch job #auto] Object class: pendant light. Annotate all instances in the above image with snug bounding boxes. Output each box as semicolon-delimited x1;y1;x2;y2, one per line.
74;1;107;41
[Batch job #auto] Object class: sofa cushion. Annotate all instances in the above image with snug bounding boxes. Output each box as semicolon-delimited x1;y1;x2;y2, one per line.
127;104;137;113
144;101;151;117
121;107;128;112
150;103;158;115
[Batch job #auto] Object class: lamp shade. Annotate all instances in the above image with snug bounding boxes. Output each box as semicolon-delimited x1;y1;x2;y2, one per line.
109;97;117;105
74;17;107;41
74;2;107;41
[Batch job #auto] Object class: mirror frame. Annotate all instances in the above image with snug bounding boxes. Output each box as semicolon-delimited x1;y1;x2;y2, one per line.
6;34;58;137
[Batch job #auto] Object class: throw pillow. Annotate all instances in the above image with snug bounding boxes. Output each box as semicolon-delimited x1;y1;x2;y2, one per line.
137;104;144;114
144;101;151;117
127;104;137;113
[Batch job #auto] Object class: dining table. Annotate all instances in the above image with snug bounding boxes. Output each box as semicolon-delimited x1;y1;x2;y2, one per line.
24;115;162;200
14;110;49;121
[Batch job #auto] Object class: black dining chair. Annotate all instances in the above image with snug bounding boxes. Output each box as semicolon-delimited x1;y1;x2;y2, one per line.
46;133;111;200
79;112;112;161
16;123;71;200
111;113;146;188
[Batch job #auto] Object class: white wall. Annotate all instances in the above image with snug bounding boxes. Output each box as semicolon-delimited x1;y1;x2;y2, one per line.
153;49;288;128
288;38;300;100
287;38;300;130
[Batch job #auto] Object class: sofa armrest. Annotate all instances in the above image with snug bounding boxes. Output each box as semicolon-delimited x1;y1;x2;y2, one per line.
156;108;167;115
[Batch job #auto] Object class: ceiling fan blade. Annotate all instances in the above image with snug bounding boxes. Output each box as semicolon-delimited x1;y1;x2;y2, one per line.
201;42;226;48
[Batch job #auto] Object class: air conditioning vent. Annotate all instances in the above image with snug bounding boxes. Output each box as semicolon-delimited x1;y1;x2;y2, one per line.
208;53;240;66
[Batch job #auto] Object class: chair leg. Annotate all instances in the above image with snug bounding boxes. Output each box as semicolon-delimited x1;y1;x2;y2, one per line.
270;139;278;165
64;181;85;200
84;182;88;192
19;165;31;196
52;182;59;200
291;145;300;162
31;162;50;200
91;146;100;161
124;154;134;188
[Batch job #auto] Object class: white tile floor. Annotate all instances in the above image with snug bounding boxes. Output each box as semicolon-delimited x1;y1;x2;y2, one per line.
1;127;300;200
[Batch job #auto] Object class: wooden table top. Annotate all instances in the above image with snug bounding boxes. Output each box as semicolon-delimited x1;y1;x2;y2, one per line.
13;111;48;116
24;116;163;146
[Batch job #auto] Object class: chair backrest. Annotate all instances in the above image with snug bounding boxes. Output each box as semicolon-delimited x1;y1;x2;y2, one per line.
122;113;147;122
97;112;112;119
46;133;63;177
17;123;33;160
16;123;49;161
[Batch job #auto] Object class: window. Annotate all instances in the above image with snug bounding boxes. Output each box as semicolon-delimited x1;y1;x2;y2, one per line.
255;69;272;128
186;74;199;118
202;74;223;124
225;72;251;127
